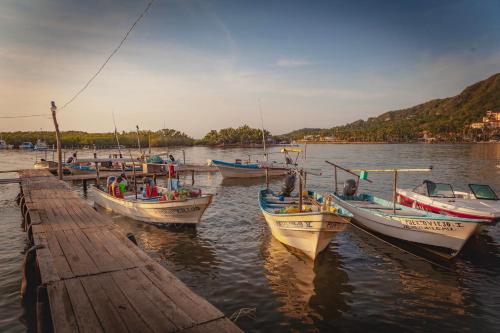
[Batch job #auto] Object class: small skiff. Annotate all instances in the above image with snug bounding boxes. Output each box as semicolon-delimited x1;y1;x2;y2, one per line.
397;181;500;223
332;192;487;257
211;159;289;179
92;186;213;225
259;189;352;259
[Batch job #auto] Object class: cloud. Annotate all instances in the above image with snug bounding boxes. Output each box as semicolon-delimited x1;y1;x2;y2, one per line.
276;58;311;67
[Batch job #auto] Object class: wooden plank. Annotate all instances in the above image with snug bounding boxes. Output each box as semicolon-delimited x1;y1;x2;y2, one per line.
73;228;121;273
125;268;195;330
33;233;60;284
56;230;99;276
140;263;224;324
86;228;136;270
79;275;129;333
182;318;243;333
65;279;104;333
99;229;145;268
45;233;74;279
111;270;177;333
47;281;79;333
94;274;153;333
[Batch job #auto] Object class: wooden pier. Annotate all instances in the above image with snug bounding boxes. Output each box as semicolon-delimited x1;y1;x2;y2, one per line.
18;169;242;333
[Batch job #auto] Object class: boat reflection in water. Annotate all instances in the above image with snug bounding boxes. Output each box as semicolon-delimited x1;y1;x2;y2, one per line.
261;235;352;327
95;206;219;279
346;226;479;330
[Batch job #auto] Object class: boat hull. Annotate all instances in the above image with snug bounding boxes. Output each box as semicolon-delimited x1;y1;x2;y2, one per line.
261;209;349;259
397;190;500;223
333;194;480;256
91;187;213;225
216;164;288;178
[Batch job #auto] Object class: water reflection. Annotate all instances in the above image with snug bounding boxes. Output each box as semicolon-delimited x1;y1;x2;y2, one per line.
261;235;352;325
95;207;219;277
220;176;285;188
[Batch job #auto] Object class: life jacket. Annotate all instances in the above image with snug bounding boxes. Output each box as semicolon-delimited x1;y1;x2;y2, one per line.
146;184;158;198
112;183;123;198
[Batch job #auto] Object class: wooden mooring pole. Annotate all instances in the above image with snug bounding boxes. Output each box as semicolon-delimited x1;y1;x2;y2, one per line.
50;101;63;180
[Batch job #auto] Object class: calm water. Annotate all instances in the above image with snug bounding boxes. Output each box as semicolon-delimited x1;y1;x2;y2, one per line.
1;144;499;332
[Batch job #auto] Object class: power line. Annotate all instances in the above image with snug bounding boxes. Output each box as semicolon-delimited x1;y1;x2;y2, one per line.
59;0;156;111
0;0;155;120
0;113;46;119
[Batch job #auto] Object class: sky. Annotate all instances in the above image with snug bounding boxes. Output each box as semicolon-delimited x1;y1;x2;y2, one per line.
0;0;499;138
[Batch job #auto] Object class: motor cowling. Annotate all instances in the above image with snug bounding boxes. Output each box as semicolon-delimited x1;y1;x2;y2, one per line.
343;179;358;196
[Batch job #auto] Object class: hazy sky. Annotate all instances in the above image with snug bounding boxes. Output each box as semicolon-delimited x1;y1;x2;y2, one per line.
1;0;499;138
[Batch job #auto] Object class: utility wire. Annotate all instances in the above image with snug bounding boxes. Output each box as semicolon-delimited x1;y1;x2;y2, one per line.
60;0;155;111
0;114;46;119
0;0;155;119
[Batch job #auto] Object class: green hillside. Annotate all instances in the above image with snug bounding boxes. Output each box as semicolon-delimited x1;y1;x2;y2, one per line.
284;73;500;142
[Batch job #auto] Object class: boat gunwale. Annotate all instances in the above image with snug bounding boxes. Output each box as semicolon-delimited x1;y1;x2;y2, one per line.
92;186;213;207
259;189;352;219
332;192;488;224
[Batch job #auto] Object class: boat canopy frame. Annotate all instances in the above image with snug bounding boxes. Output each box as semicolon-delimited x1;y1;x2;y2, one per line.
325;161;432;213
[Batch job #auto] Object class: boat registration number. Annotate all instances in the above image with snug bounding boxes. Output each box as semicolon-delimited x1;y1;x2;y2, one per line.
275;221;343;231
394;218;464;232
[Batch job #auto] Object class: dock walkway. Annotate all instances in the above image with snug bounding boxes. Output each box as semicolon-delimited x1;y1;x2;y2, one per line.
18;169;241;333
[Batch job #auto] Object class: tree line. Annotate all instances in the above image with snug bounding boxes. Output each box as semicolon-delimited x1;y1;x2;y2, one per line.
1;125;281;148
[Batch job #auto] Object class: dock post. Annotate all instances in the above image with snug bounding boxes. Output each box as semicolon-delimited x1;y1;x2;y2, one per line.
50;101;63;180
191;170;195;185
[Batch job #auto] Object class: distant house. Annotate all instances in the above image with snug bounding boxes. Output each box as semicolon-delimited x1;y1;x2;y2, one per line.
471;110;500;129
471;122;485;129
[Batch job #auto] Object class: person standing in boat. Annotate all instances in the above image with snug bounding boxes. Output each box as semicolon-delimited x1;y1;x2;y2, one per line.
119;173;128;190
111;176;124;198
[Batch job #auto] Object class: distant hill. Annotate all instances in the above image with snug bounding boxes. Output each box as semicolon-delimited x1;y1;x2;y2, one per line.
283;73;500;142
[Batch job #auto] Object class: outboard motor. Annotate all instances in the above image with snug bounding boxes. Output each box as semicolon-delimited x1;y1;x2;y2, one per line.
279;171;296;197
343;179;358;196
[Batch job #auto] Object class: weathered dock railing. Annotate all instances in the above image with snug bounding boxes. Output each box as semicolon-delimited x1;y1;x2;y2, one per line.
18;169;241;333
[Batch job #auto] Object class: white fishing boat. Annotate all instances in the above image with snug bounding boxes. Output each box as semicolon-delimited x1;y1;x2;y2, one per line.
326;162;488;257
34;139;49;150
0;139;8;149
397;181;500;223
211;148;301;179
260;190;351;259
92;186;213;225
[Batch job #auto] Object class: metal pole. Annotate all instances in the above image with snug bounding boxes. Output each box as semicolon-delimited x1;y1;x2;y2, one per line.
298;170;303;212
265;167;269;190
94;152;99;188
128;150;138;199
334;166;338;194
393;170;398;213
50;101;63;180
148;131;152;154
